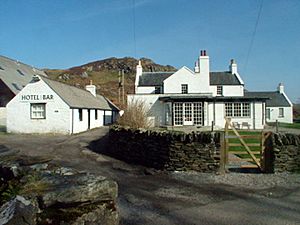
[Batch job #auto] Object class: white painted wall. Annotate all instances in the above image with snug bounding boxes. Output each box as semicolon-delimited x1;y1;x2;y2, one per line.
127;94;164;127
266;106;293;123
136;86;155;94
163;67;212;94
0;107;6;126
210;85;244;97
7;80;71;134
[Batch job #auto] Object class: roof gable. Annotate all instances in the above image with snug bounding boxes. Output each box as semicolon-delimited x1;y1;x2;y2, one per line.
244;91;291;107
38;76;118;110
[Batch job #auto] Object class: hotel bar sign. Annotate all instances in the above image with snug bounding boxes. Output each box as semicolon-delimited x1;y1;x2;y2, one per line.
20;94;54;101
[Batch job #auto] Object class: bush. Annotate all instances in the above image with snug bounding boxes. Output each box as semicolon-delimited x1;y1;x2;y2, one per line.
117;99;151;129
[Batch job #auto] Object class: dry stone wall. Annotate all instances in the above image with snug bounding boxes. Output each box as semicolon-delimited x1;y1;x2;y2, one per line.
108;126;221;172
271;133;300;172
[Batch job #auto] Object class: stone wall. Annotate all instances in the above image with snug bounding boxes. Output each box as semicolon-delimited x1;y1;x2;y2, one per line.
270;133;300;173
107;126;221;172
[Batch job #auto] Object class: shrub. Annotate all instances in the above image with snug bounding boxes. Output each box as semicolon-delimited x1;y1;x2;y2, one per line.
117;99;151;129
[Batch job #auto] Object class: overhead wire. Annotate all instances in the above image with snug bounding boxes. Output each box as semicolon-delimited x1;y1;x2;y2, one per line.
243;0;264;73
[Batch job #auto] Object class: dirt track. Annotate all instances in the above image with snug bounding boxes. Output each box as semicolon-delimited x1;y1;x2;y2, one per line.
1;128;300;225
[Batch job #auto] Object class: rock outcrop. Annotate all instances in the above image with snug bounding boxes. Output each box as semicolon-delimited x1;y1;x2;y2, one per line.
0;149;118;225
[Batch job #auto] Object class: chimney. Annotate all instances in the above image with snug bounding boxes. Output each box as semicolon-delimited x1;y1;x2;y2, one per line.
197;49;210;92
229;59;237;74
136;60;142;77
135;60;143;90
194;60;200;73
85;80;96;97
277;83;284;94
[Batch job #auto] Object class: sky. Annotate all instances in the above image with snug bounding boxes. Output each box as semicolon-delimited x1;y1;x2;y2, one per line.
0;0;299;102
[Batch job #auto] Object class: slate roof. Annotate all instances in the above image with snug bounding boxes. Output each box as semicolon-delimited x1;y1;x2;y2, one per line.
244;91;291;107
210;72;241;85
39;76;119;111
0;55;47;95
138;72;174;86
138;71;242;86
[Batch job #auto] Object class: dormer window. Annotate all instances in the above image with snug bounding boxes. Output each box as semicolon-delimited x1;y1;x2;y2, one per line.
17;69;25;76
181;84;188;94
217;86;223;96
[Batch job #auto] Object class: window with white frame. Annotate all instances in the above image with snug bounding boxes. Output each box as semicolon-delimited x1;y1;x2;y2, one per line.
217;86;223;96
31;103;46;119
181;84;188;94
225;102;250;118
279;108;284;118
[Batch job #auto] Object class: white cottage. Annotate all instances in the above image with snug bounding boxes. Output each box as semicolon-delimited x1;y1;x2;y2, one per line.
7;75;119;134
128;50;284;130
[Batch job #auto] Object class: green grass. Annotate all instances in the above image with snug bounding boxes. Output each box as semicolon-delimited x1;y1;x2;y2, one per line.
227;130;262;161
268;122;300;129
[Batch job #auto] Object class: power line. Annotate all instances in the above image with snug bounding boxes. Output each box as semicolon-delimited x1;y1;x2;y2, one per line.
243;0;264;73
132;0;137;58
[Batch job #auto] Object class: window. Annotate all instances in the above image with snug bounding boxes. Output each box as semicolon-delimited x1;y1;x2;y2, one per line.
266;108;270;119
225;102;250;118
181;84;188;94
217;86;223;95
79;109;83;121
279;108;284;118
31;103;46;119
173;103;183;125
95;110;98;120
17;69;25;76
155;86;161;94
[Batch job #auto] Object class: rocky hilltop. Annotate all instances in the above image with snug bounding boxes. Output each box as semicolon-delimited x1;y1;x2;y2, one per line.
45;57;176;106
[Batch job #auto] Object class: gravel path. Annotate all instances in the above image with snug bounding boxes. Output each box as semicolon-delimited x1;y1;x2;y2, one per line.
1;128;300;225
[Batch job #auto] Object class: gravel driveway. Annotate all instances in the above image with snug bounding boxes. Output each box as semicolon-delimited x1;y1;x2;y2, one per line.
1;127;300;225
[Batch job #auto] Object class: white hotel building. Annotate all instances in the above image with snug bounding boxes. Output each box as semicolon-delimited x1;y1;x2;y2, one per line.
128;50;293;129
7;75;119;134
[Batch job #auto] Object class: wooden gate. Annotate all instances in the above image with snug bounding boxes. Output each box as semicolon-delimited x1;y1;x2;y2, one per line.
219;118;272;173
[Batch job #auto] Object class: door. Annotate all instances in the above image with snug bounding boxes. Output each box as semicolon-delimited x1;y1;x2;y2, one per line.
88;109;91;129
183;103;193;125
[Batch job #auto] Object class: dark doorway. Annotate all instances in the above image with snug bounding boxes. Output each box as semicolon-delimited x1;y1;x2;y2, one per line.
88;109;91;129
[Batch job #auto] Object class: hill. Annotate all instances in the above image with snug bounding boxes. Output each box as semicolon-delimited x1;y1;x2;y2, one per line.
44;57;176;107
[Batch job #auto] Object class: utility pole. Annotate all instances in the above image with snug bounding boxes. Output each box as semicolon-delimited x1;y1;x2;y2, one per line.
122;69;125;104
118;70;121;104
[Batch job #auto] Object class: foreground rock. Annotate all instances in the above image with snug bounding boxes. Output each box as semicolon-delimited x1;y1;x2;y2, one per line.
0;151;118;225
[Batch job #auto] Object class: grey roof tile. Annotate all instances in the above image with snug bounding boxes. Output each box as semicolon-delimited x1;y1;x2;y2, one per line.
0;55;47;95
138;71;242;86
40;76;118;111
244;91;291;107
210;72;241;85
138;72;174;86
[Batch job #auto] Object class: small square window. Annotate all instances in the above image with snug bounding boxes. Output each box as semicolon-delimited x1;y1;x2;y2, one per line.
31;103;46;119
279;108;284;118
181;84;188;94
217;86;223;95
79;109;83;121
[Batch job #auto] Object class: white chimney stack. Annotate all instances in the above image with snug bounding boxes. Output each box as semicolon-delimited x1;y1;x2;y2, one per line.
278;83;284;94
198;50;210;92
135;60;143;91
85;80;96;97
229;59;237;74
194;60;200;73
